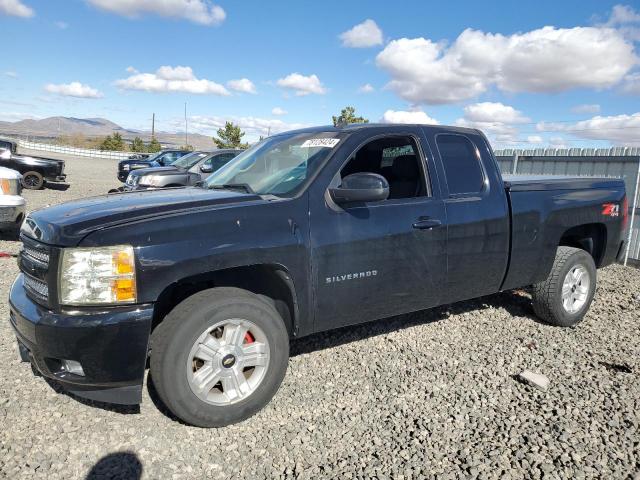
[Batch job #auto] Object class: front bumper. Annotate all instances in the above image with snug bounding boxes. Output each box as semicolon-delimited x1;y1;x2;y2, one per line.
44;174;67;183
0;196;25;228
9;274;154;404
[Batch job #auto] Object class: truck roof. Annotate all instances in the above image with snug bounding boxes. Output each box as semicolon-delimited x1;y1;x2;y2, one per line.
273;123;483;137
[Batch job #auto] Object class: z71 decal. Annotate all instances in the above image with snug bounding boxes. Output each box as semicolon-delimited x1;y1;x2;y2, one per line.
602;203;620;217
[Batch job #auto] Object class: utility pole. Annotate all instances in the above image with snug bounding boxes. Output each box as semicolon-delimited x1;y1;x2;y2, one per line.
151;113;155;139
184;102;188;147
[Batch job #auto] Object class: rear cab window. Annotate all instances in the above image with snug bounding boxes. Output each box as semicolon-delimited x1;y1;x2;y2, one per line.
435;134;485;196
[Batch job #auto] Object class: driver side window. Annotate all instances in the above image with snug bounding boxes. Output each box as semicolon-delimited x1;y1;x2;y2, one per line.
340;136;428;199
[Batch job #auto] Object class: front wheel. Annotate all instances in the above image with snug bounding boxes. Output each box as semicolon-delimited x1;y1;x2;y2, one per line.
150;287;289;427
22;171;44;190
532;246;597;327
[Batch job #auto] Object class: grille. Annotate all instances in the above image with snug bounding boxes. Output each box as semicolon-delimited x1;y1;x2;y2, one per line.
19;236;52;306
23;274;49;301
23;245;50;265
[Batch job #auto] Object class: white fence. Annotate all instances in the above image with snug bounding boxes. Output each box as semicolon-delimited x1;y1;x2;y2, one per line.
18;139;141;160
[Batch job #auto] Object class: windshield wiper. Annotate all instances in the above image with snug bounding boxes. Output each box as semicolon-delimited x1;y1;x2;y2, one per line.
209;183;255;194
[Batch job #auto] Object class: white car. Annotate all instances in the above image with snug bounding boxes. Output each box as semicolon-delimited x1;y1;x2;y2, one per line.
0;166;26;231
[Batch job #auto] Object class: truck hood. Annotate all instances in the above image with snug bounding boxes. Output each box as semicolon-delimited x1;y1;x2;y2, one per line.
13;154;64;168
22;187;262;246
119;159;155;168
129;166;181;177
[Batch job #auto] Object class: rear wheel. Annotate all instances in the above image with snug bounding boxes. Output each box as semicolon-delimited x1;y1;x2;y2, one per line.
22;171;44;190
150;287;289;427
532;246;597;327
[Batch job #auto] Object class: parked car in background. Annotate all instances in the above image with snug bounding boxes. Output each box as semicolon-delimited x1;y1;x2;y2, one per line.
117;150;189;182
0;138;18;155
0;148;67;190
127;153;150;160
0;167;25;233
124;149;241;191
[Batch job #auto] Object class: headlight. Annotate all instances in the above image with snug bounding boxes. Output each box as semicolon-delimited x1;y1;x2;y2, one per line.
59;245;137;305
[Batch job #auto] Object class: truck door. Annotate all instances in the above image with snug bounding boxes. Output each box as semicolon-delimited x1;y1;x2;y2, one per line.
309;129;447;331
424;129;510;303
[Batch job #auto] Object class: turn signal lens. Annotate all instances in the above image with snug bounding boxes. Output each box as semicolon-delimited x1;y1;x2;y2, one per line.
0;179;10;194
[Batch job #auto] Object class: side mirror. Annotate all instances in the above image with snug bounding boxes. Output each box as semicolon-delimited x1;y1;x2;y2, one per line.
200;164;213;173
329;172;389;205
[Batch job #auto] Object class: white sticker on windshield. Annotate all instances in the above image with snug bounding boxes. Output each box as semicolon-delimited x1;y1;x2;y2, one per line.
300;138;340;148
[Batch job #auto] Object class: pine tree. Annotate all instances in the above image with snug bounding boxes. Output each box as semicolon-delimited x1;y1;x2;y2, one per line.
213;121;249;149
332;106;369;126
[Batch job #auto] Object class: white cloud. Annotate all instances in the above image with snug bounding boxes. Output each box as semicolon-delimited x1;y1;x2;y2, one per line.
455;102;530;145
85;0;225;26
44;82;103;98
605;4;640;25
376;26;638;104
571;104;601;114
3;71;18;78
602;4;640;41
358;83;375;94
271;107;287;116
125;66;138;74
339;19;383;48
380;109;439;125
461;102;530;124
0;0;34;17
537;112;640;146
276;73;326;96
0;112;40;122
226;78;257;94
115;65;229;96
549;137;570;149
55;21;68;29
622;72;640;94
527;135;543;144
184;115;308;139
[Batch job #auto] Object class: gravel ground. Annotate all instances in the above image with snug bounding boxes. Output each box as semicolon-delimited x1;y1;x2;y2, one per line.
1;155;639;479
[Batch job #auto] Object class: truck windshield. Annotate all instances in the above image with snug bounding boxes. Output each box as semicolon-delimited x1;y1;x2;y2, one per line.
205;132;343;196
172;152;209;169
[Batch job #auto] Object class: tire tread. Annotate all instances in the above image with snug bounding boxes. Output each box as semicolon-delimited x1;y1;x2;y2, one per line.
532;246;595;326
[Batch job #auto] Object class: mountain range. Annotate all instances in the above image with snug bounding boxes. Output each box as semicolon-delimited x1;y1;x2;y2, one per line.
0;116;215;149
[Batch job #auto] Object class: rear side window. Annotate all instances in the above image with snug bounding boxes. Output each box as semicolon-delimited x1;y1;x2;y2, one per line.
207;153;236;171
436;134;484;195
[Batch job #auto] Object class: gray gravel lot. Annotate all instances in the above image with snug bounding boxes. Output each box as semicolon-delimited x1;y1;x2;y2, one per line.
1;155;639;479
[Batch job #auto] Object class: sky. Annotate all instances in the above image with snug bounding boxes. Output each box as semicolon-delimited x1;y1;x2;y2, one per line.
0;0;639;147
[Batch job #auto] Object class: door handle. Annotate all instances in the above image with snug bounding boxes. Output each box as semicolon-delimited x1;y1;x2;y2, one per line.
412;218;442;230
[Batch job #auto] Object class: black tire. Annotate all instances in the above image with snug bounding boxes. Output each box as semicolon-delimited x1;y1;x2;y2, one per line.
22;171;44;190
531;246;597;327
150;287;289;427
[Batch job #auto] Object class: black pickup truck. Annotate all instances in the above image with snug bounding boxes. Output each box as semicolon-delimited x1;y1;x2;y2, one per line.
9;124;628;427
0;139;67;189
123;149;241;191
117;149;189;182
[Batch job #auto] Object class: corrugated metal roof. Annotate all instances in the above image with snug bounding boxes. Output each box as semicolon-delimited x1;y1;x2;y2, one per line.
494;147;640;157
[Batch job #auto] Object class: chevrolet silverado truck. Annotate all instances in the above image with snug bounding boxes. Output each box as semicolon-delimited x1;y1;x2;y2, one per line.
123;149;241;191
117;149;189;182
9;124;628;427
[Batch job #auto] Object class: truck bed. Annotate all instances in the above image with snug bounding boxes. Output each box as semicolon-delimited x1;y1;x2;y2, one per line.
502;174;625;192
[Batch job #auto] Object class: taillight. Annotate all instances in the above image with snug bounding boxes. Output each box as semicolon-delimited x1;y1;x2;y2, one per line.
622;196;629;232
